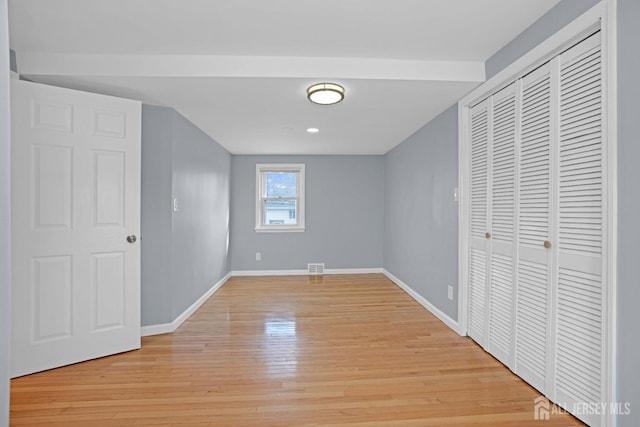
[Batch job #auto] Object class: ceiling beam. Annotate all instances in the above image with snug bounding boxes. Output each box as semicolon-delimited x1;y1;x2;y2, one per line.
17;53;485;82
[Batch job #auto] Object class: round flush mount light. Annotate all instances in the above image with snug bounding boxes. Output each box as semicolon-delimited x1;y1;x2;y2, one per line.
307;82;345;105
306;127;320;133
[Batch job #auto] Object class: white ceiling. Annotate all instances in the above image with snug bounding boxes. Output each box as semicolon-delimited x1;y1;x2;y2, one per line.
9;0;561;155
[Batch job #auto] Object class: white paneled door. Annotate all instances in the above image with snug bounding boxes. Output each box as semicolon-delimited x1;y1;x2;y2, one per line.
11;80;141;377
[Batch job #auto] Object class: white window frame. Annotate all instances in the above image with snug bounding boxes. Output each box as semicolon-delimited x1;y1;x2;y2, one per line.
255;163;305;233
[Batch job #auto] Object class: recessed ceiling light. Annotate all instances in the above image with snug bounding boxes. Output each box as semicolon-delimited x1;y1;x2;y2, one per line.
306;128;320;133
307;83;345;105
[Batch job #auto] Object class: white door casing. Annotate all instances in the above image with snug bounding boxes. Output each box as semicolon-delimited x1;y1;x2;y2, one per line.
11;80;141;377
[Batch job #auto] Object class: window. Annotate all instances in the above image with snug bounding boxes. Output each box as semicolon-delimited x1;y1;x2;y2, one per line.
255;164;305;232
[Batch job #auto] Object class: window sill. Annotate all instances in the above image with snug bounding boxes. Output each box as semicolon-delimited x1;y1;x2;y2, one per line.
255;227;305;233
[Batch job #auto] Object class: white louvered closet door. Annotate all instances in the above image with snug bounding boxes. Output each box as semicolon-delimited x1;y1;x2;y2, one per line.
514;62;554;393
468;100;490;347
554;32;604;427
487;83;517;367
463;27;608;427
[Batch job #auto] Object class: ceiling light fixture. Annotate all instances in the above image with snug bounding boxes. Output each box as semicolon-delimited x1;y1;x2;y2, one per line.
306;127;320;133
307;82;345;105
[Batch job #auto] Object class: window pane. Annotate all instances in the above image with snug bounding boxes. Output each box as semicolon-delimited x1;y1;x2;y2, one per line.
264;199;297;225
256;164;304;232
265;172;297;198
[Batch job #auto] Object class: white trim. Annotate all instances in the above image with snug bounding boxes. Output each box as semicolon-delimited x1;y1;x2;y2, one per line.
140;321;176;337
383;270;464;336
602;1;617;426
232;269;308;277
457;100;470;338
255;163;305;233
10;70;18;80
254;228;305;233
324;268;383;275
231;268;383;277
141;272;232;337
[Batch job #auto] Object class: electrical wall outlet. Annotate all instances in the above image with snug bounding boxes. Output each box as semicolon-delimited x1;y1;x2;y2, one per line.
448;285;454;301
256;252;262;261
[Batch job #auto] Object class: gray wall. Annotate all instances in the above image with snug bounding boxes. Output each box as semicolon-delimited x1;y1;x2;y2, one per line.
141;105;174;325
170;110;231;319
380;1;601;325
616;0;640;424
383;106;459;320
141;105;231;326
230;155;384;271
485;0;600;79
0;1;10;425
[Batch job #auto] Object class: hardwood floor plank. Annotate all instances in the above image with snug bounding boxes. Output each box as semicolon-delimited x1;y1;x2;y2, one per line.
10;274;582;426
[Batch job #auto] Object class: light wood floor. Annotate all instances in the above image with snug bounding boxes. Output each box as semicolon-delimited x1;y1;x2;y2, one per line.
10;274;582;426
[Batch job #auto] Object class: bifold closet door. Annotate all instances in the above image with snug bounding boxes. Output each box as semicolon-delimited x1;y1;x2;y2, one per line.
464;28;607;427
554;31;604;426
487;83;517;367
468;100;490;348
514;62;554;393
467;84;518;367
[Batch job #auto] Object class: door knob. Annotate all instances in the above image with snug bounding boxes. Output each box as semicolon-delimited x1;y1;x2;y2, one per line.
485;232;492;239
544;240;552;249
127;235;137;244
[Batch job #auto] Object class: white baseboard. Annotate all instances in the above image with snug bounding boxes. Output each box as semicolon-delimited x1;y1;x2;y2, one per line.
231;269;308;277
382;269;464;336
141;272;232;337
231;268;383;277
325;268;383;275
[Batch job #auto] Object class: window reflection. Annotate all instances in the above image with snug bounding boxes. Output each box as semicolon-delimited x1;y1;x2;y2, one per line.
263;315;297;378
265;316;296;336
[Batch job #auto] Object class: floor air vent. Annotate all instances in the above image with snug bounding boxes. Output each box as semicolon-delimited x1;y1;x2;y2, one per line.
307;263;325;275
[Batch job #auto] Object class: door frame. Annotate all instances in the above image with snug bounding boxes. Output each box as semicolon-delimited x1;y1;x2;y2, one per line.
457;1;617;425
